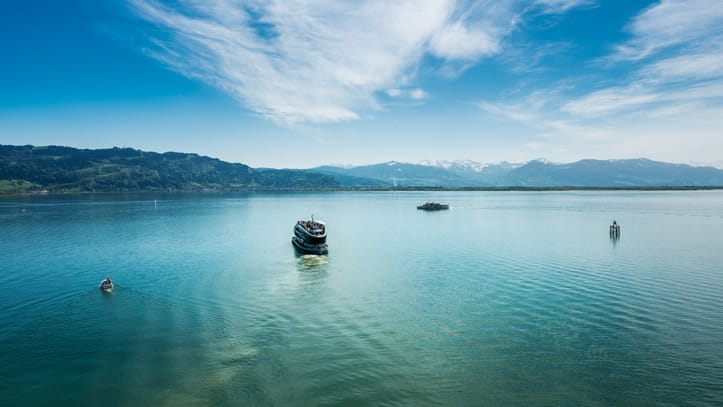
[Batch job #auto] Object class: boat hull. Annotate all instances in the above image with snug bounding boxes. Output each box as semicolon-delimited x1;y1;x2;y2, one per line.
294;226;327;244
292;236;328;255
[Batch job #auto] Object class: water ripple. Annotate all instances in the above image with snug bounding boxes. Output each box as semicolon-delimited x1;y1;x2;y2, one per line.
2;192;723;405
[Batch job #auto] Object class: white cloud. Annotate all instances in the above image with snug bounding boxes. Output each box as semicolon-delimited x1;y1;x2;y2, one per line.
611;0;723;61
533;0;595;14
428;20;501;60
131;0;444;123
409;88;428;100
562;84;659;116
386;88;402;97
566;80;723;117
129;0;590;123
127;0;473;122
642;51;723;82
475;0;723;164
565;0;723;117
385;87;428;100
479;89;559;122
480;102;535;122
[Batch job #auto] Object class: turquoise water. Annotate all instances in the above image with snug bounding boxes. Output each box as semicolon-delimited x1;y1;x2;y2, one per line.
1;191;722;406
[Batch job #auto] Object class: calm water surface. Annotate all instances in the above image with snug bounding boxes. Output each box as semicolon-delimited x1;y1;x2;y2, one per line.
1;191;722;406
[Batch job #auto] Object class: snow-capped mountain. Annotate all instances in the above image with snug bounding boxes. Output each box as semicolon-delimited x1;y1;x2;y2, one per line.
418;159;523;172
312;158;723;187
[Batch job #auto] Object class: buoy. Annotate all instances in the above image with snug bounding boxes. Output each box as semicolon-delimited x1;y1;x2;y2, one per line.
609;220;621;237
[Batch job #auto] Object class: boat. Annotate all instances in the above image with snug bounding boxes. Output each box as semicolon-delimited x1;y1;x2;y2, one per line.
417;202;449;211
292;217;328;255
99;277;113;292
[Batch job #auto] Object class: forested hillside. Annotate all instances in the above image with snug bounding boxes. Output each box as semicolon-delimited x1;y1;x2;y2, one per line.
0;145;338;194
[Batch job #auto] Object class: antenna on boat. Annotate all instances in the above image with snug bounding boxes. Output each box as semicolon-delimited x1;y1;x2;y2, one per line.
311;214;314;222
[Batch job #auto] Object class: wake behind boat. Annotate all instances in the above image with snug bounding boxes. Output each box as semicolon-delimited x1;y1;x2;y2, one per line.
292;217;328;255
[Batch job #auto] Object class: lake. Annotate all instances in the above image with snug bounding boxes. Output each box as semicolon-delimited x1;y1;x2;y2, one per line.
1;191;722;405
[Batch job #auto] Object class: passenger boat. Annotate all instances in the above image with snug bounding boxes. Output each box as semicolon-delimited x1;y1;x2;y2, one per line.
99;277;113;292
417;202;450;211
292;217;328;255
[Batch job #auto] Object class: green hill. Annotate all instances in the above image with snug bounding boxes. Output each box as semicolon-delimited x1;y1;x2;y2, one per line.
0;145;338;194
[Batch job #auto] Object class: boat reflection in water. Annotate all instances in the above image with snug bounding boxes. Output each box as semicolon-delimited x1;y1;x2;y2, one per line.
292;216;328;255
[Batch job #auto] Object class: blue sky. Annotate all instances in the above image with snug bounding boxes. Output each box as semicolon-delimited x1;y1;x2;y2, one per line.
1;0;722;168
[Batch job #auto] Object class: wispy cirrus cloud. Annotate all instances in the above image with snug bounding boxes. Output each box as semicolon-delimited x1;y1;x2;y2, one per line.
479;88;562;122
486;0;723;120
564;0;723;117
563;80;723;117
479;0;723;163
641;49;723;83
479;101;537;122
611;0;723;61
128;0;587;123
533;0;595;14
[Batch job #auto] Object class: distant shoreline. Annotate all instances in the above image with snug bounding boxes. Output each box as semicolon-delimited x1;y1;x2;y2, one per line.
4;145;723;194
357;186;723;191
2;185;723;197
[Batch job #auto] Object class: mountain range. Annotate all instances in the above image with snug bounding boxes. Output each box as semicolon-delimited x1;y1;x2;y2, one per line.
313;159;723;187
1;144;722;194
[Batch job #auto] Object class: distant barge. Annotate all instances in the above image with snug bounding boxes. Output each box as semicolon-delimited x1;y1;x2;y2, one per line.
417;202;450;211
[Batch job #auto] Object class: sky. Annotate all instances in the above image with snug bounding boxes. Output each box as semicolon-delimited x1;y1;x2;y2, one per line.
1;0;722;168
